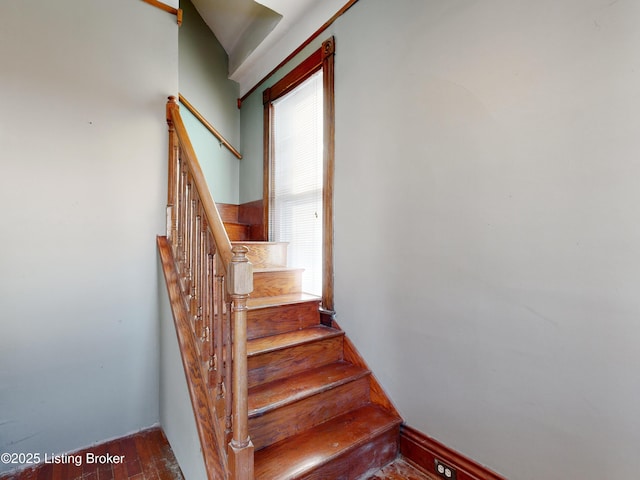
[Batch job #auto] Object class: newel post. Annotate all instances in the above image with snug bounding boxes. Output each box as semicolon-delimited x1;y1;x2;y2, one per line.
227;245;254;480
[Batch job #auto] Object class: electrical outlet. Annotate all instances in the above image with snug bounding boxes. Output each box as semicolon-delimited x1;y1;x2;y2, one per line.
434;459;457;480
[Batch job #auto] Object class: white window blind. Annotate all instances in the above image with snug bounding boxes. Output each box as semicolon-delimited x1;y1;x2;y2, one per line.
270;70;323;296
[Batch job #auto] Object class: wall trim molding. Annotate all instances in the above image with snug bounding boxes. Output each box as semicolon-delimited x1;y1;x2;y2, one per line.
238;0;359;106
400;425;507;480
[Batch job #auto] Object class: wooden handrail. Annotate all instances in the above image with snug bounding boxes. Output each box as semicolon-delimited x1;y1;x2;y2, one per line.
141;0;183;25
164;96;253;480
167;96;233;272
179;94;243;160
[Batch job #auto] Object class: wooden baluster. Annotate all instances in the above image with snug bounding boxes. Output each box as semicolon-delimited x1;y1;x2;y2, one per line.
200;214;208;340
227;246;254;480
177;152;184;253
170;158;177;250
174;157;182;264
206;234;215;370
191;202;201;333
198;222;207;344
224;288;233;446
166;97;179;243
205;246;215;373
215;254;231;452
214;254;225;401
184;181;193;291
177;164;187;278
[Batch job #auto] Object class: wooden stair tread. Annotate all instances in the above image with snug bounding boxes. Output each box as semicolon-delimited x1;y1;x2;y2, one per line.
247;293;320;310
254;404;402;480
248;361;370;417
247;326;343;357
232;241;289;246
254;266;304;273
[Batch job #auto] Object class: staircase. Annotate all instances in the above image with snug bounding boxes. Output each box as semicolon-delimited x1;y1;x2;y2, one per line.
232;239;403;480
164;96;404;480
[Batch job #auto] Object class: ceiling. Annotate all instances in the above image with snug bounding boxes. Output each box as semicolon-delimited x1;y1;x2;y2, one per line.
190;0;349;95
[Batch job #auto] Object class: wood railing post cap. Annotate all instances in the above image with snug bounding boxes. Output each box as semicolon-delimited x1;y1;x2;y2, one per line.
231;245;249;261
228;246;253;295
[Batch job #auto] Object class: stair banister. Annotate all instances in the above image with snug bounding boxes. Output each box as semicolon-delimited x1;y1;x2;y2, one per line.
166;96;233;272
165;96;254;480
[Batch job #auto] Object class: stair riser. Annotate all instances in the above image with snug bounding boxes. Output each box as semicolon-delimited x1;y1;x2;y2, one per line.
253;270;303;297
250;377;370;451
239;243;288;269
225;223;250;241
248;336;343;389
248;301;320;340
300;426;400;480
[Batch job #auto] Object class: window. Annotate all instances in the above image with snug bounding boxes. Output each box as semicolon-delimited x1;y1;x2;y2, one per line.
270;71;324;295
263;37;335;310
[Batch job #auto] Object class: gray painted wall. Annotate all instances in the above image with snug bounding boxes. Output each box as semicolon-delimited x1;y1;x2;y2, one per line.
239;1;640;478
0;0;177;473
179;0;241;205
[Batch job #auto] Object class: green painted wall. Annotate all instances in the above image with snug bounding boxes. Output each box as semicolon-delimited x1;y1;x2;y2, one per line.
179;0;240;204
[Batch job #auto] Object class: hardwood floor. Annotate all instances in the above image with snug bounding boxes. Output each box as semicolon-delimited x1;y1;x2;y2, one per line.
369;458;438;480
0;427;183;480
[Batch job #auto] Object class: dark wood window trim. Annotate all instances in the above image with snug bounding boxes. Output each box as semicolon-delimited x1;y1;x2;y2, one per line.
262;36;336;312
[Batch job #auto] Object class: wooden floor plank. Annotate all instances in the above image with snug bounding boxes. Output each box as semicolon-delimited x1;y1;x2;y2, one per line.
120;437;142;479
35;464;52;480
0;428;183;480
109;442;128;480
133;433;157;479
368;458;438;480
146;431;178;480
50;462;66;480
